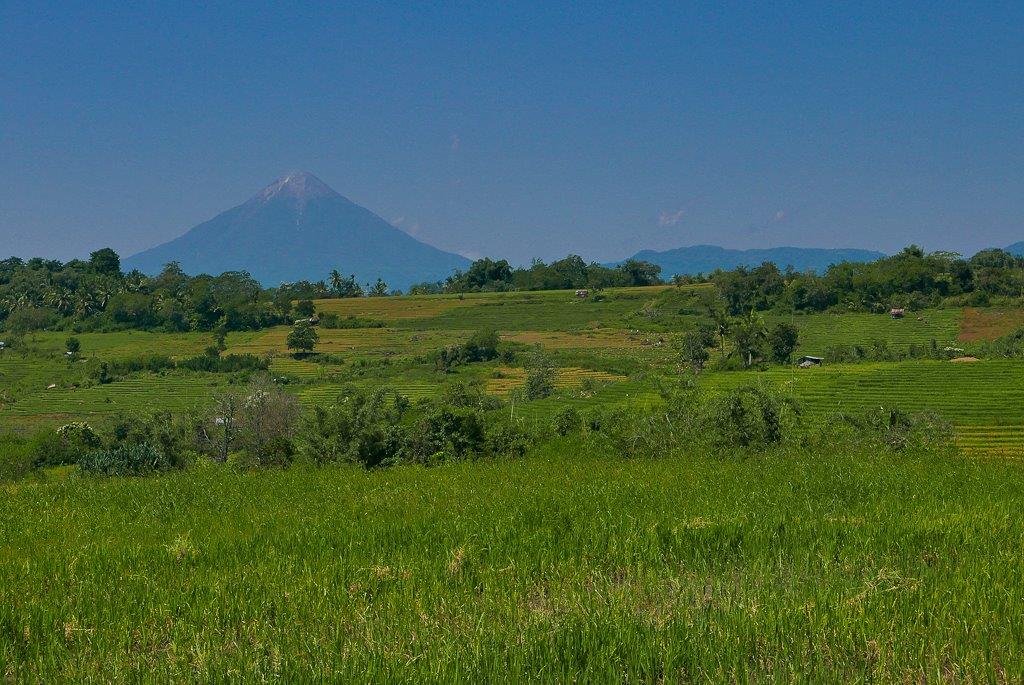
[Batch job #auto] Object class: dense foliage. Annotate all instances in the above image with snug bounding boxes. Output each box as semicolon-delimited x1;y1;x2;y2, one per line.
432;255;665;293
0;252;284;333
709;245;1024;315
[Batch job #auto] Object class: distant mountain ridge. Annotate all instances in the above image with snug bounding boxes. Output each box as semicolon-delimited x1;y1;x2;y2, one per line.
1006;242;1024;256
123;172;470;290
614;244;887;276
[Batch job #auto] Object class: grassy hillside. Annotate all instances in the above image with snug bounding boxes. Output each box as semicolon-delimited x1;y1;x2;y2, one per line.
2;289;1023;455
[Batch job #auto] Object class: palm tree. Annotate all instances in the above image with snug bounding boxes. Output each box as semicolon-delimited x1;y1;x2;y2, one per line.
45;286;75;316
329;269;344;297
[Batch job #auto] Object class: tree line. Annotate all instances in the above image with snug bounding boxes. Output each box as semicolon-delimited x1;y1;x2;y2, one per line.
5;244;1024;336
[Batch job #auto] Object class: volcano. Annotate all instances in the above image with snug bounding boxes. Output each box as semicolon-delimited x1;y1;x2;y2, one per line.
123;172;470;290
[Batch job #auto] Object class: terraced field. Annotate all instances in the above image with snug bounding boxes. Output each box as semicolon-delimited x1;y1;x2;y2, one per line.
484;366;627;395
2;330;258;360
313;286;678;332
1;374;232;430
768;309;962;356
701;360;1024;456
4;295;1024;458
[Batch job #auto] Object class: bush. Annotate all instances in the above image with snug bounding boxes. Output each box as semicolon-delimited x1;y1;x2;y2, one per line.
93;355;175;381
434;329;502;372
706;384;801;448
235;377;301;466
106;410;193;466
485;420;533;459
80;443;174;477
440;381;504;411
30;422;102;466
408;406;488;463
816;408;952;452
552;406;583;436
523;366;555;400
298;388;408;468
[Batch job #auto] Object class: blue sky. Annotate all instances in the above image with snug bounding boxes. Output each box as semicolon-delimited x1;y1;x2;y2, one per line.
2;1;1022;264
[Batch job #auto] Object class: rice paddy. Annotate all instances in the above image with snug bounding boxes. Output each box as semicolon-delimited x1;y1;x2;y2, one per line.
4;444;1024;681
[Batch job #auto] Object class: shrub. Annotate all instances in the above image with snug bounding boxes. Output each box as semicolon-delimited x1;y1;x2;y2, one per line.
408;406;488;463
92;355;175;381
440;381;504;411
80;443;173;477
706;384;801;448
319;313;386;329
235;377;300;466
485;420;532;459
434;329;502;372
30;422;102;466
552;406;583;436
106;410;193;467
593;406;672;460
523;364;555;400
298;388;408;468
817;408;953;452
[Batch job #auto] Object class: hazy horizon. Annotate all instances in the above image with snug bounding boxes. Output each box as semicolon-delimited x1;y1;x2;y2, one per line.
2;3;1022;264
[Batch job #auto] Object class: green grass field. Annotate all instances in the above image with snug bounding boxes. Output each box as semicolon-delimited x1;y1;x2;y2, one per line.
3;444;1023;681
5;291;1024;680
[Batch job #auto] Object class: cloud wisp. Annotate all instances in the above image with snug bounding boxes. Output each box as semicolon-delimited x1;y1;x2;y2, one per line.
658;209;685;227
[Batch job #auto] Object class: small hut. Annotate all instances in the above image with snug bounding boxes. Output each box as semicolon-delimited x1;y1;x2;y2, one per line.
575;289;590;299
889;308;906;319
797;355;823;368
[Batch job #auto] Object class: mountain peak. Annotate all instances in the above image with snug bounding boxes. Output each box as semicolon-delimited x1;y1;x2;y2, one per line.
256;171;337;203
124;172;470;289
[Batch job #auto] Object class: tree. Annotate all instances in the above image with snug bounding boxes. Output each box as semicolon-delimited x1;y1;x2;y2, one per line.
679;330;710;373
617;259;663;286
733;312;768;368
64;336;81;358
286;320;319;356
768;322;800;364
369;278;389;297
700;292;732;358
206;389;242;463
236;375;301;466
294;299;315;317
522;347;556;399
327;271;363;298
88;248;121;276
446;258;514;292
329;269;345;295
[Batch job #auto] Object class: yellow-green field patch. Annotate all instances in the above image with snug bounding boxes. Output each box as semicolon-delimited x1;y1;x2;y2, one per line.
313;296;477;321
228;327;461;357
485;366;627;395
959;307;1024;342
502;329;647;350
